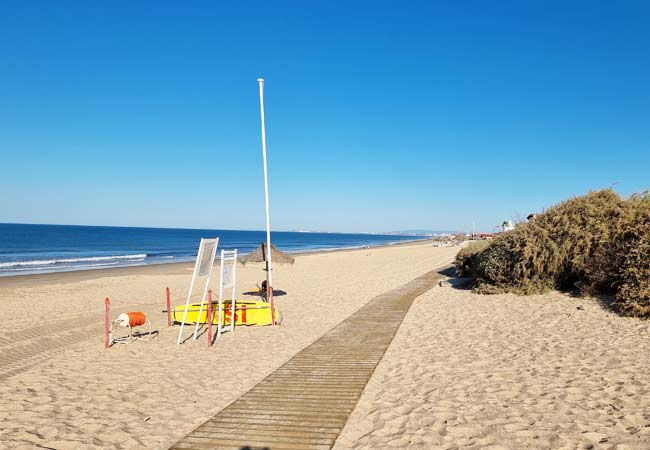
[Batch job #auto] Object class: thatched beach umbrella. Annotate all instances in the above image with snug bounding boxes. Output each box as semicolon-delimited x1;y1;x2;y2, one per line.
240;243;293;303
239;243;295;266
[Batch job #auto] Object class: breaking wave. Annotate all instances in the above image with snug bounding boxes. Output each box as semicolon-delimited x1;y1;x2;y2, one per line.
0;254;148;269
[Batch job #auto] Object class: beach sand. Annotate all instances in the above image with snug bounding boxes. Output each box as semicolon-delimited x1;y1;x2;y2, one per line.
3;241;649;450
333;286;650;450
0;241;457;450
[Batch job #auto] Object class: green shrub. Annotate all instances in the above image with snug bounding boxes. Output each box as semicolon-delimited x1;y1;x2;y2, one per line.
616;222;650;316
455;240;490;277
583;193;649;294
472;224;561;294
610;193;650;315
534;189;625;289
459;189;650;318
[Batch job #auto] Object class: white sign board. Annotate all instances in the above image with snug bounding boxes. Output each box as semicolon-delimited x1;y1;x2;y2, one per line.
217;249;238;339
176;238;219;345
198;240;217;276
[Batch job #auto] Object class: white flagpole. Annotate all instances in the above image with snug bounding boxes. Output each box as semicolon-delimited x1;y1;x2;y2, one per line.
257;79;275;325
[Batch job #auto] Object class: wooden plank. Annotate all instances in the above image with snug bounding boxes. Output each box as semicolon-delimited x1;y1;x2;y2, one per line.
169;267;448;450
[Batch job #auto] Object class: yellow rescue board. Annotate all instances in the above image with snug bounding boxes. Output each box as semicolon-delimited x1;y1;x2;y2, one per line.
172;300;279;326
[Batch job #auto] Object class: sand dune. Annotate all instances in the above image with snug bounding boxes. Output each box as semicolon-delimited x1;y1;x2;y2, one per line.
334;286;650;450
0;241;456;449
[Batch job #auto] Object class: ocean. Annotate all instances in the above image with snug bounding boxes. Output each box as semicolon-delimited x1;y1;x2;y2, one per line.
0;223;427;277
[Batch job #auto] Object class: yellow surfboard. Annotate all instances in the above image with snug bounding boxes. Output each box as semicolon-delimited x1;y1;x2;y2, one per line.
172;300;280;326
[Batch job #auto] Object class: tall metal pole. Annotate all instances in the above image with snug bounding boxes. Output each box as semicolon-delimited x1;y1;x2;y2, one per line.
257;78;275;325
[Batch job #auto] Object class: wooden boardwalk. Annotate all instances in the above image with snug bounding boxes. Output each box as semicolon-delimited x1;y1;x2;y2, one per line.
170;267;448;450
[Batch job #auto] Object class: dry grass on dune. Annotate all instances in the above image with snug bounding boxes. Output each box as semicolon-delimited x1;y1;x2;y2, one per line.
456;189;650;317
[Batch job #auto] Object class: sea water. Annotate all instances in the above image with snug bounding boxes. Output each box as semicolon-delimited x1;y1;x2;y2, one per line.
0;223;426;276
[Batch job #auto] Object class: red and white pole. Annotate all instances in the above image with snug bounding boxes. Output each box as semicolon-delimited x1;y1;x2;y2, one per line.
166;287;171;327
104;297;110;349
207;290;213;347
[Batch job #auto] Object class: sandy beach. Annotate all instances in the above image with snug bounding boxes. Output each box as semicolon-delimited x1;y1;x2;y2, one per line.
3;2;648;449
334;286;650;450
2;240;650;450
0;240;456;449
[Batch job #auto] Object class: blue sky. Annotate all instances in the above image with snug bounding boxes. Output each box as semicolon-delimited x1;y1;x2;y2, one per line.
1;1;648;233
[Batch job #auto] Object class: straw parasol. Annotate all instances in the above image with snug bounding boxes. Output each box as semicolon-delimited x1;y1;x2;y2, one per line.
239;243;295;266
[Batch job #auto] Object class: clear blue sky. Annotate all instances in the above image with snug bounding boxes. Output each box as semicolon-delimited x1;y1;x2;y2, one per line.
1;1;648;233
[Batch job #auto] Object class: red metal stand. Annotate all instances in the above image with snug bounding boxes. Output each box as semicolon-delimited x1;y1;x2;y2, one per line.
104;297;110;349
166;287;171;327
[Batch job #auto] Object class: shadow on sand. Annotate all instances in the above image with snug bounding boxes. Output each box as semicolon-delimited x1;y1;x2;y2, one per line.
243;289;287;297
441;264;624;316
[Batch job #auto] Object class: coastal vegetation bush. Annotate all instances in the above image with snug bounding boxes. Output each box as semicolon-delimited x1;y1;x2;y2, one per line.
455;240;490;278
473;224;562;295
455;189;650;317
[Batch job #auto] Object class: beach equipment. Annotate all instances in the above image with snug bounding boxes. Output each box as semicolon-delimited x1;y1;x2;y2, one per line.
109;311;152;345
176;237;219;344
239;243;293;300
206;290;215;346
238;243;295;266
257;78;277;326
104;297;111;348
172;247;281;330
171;299;280;327
216;249;238;341
165;287;172;327
103;297;152;347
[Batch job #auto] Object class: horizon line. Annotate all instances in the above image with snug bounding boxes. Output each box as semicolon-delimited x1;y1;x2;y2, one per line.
0;221;460;236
